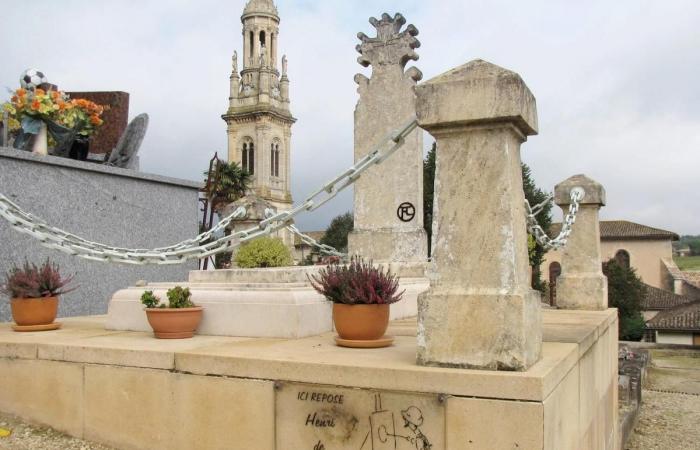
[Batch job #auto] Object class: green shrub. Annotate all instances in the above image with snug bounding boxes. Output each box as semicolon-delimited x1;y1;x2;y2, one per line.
166;286;195;308
140;290;160;308
234;237;292;268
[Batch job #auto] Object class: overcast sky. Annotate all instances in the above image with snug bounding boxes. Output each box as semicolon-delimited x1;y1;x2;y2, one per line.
1;0;699;235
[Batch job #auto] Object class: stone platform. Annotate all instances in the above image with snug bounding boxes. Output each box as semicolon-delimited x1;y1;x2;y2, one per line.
0;309;618;449
106;265;428;338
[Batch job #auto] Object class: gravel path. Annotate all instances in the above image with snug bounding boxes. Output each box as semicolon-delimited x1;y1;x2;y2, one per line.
0;412;113;450
625;348;700;450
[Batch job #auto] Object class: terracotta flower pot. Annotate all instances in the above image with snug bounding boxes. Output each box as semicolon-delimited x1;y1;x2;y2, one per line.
144;307;203;339
10;297;58;326
332;303;389;341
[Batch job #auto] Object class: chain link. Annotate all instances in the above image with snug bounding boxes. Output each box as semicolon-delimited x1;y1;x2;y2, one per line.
524;187;584;250
0;118;418;265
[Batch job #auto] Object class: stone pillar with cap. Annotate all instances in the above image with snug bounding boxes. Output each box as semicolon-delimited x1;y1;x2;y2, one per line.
554;174;608;310
415;59;541;371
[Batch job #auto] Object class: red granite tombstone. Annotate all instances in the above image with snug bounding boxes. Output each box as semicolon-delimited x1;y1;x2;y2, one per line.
65;91;129;156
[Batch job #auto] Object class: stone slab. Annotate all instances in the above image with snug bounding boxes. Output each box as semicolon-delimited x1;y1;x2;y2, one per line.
446;396;544;449
275;381;445;449
0;146;200;323
105;276;428;338
0;308;618;449
0;358;84;437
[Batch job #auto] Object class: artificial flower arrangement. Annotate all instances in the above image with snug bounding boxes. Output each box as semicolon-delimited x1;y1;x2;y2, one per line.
2;88;106;137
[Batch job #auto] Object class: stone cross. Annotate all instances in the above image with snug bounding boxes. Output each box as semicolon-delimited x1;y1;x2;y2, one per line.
415;59;541;371
553;174;608;310
347;12;427;263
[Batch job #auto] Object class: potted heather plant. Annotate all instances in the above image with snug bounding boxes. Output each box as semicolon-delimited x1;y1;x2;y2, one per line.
140;286;203;339
308;258;404;348
1;259;75;331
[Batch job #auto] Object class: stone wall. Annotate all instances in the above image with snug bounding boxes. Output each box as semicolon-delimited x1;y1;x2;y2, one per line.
0;146;199;322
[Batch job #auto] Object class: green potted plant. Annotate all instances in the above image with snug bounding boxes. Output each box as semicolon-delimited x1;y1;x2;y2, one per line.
308;258;404;348
140;286;203;339
1;259;75;332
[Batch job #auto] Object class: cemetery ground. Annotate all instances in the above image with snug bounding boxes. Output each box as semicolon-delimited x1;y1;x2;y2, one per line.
625;347;700;449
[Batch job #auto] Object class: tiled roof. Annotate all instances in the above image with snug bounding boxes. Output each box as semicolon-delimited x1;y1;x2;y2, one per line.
549;220;679;241
683;271;700;289
641;284;695;311
646;300;700;331
293;231;326;247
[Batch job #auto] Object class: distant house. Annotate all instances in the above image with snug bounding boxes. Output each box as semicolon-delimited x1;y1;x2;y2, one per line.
543;220;679;305
674;246;692;257
293;230;325;263
646;300;700;346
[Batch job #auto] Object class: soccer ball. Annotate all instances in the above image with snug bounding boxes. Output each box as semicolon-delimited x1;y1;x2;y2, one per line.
20;68;48;90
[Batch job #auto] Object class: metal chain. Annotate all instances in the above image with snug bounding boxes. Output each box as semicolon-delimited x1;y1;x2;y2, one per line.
286;224;346;258
524;187;584;250
0;118;418;265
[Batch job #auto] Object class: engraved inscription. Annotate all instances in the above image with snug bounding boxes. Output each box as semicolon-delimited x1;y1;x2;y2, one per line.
275;382;445;449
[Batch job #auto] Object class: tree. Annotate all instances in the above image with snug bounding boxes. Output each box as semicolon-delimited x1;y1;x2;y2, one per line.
522;163;553;292
423;142;436;255
603;259;647;341
320;212;354;252
203;160;251;211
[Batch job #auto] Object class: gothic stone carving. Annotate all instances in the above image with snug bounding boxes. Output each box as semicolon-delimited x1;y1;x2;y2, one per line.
354;12;422;92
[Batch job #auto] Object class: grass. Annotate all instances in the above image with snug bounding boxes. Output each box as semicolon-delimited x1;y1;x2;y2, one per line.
674;256;700;271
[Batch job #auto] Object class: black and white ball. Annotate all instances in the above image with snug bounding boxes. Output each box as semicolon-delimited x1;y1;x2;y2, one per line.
20;68;48;90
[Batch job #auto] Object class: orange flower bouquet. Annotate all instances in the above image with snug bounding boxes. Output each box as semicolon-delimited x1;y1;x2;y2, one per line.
2;88;107;138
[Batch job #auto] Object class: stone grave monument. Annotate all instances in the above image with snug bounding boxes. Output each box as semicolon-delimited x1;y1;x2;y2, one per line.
347;13;428;263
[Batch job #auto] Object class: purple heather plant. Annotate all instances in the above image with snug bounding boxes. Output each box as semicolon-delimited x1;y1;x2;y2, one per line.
308;258;404;305
1;259;76;299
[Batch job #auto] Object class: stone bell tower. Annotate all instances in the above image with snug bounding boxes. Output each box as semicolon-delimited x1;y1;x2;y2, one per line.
223;0;296;248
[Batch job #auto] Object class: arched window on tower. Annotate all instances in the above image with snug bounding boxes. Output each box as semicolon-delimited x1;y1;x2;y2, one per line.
615;249;630;269
270;141;280;177
249;31;254;62
241;138;254;175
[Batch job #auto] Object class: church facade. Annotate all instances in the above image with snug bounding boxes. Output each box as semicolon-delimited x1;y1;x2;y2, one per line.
222;0;295;248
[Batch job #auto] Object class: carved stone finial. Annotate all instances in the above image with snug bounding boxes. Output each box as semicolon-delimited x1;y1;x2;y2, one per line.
232;50;238;73
355;12;422;81
282;54;288;75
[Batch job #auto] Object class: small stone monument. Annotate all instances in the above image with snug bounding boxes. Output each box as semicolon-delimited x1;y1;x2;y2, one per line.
347;13;428;263
106;113;149;169
415;59;541;371
554;174;608;310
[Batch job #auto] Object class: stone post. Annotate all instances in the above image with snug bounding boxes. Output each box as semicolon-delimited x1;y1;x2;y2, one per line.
554;174;608;310
415;59;541;371
347;13;428;263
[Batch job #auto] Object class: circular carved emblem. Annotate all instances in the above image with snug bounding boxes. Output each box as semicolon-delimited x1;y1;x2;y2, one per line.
397;202;416;222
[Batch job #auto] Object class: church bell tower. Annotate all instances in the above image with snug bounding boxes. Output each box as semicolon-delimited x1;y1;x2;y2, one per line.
223;0;296;242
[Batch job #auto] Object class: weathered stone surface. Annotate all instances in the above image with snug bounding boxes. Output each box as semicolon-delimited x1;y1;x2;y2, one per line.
554;174;608;310
275;382;445;449
348;12;427;262
416;59;538;135
105;113;148;169
0;146;199;323
415;59;541;370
